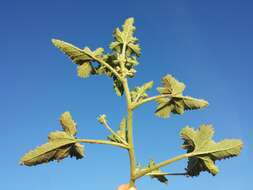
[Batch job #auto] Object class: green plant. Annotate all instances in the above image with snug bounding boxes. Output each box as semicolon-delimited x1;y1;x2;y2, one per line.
20;18;243;188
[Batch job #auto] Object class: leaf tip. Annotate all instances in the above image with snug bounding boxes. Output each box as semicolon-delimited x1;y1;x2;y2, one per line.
51;38;59;46
126;17;134;23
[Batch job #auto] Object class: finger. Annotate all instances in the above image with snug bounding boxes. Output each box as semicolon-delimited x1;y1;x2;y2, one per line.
117;184;129;190
117;184;137;190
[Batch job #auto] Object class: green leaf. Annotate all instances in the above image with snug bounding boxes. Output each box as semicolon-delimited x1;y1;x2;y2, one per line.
20;131;84;166
52;39;108;78
110;18;141;56
146;160;168;184
155;75;208;118
70;143;85;159
131;81;154;102
180;125;243;176
60;112;77;136
77;62;93;78
108;118;127;143
52;39;92;65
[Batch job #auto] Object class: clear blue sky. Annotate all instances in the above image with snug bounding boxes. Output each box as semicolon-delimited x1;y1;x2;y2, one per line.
1;0;252;189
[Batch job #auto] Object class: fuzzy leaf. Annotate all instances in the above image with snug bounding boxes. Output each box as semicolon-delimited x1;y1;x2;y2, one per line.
108;118;127;143
155;75;208;118
110;18;140;56
146;160;168;184
131;81;154;102
70;143;85;159
77;62;93;78
180;125;243;176
60;112;77;136
20;131;84;166
52;39;108;78
52;39;92;64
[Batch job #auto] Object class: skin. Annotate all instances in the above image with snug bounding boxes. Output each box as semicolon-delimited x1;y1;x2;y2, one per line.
117;184;137;190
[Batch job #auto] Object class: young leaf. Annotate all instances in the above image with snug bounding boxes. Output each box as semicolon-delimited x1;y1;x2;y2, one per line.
131;81;154;102
52;39;92;64
108;118;127;143
180;125;243;176
155;75;208;118
60;112;77;136
110;18;140;56
20;131;84;166
77;62;93;78
146;160;168;184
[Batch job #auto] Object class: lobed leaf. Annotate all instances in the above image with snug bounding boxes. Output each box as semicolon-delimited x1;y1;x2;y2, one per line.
180;125;243;176
52;39;108;79
52;39;92;64
110;18;140;56
20;131;84;166
60;112;77;136
77;62;93;78
155;75;208;118
131;81;154;102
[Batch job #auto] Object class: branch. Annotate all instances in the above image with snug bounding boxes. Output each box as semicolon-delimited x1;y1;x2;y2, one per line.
134;153;193;179
145;172;187;176
131;94;172;109
77;138;129;149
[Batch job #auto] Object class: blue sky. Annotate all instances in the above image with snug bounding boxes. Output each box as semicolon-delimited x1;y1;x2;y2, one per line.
1;0;252;189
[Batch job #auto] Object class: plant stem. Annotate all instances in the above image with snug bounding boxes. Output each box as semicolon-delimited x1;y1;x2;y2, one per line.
127;108;136;185
134;153;193;179
132;94;172;109
145;172;187;176
120;37;137;186
77;138;128;149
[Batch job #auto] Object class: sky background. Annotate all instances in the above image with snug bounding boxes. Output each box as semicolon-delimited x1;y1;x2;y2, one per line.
1;0;252;190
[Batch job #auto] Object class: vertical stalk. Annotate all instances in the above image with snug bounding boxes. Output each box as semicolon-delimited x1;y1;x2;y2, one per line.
123;79;136;186
127;106;135;186
121;38;136;187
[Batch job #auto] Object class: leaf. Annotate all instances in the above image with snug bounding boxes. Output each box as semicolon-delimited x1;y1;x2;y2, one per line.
70;143;85;159
77;62;93;78
110;18;141;56
60;112;77;136
180;125;243;176
108;118;127;143
52;39;92;65
52;39;108;78
155;75;208;118
146;160;168;184
131;81;154;102
157;75;185;95
20;131;84;166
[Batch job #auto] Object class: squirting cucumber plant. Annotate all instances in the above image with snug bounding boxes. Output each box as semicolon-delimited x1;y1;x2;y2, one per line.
20;18;243;189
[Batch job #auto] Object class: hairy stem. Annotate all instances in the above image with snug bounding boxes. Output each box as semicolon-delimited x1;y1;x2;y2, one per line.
77;139;128;149
145;172;187;176
134;153;192;179
132;94;172;109
120;39;136;186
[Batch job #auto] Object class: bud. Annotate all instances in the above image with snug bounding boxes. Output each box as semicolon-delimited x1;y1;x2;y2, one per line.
97;114;107;124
